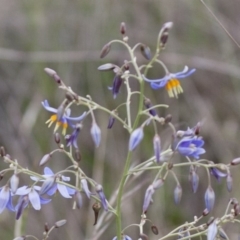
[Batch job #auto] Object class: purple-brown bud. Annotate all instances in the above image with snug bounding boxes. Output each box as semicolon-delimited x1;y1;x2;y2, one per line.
140;44;151;60
120;22;126;35
100;42;111;58
231;157;240;165
0;146;6;157
164;114;172;123
54;133;61;144
151;225;159;235
202;208;209;216
44;222;49;232
107;114;116;129
75;149;81;162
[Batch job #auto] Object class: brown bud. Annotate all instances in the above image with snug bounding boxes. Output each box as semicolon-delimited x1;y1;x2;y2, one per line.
202;208;209;216
100;43;111;58
120;22;126;35
151;225;159;235
65;92;74;102
207;216;215;226
0;146;5;157
44;222;49;232
164;114;172;123
54;133;61;144
167;163;174;170
92;202;101;226
230;198;238;205
75;149;81;162
234;203;240;216
124;60;129;70
159;22;173;49
140;44;151;60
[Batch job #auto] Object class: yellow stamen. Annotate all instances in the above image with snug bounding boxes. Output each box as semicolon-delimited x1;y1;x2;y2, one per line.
45;114;58;127
165;79;183;98
54;121;62;133
62;122;68;136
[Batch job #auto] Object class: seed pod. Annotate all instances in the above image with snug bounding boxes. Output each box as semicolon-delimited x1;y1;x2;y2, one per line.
174;184;182;204
92;202;101;225
158;22;173;49
204;186;215;211
55;219;67;228
100;42;111;58
140;44;151;60
164;114;172;123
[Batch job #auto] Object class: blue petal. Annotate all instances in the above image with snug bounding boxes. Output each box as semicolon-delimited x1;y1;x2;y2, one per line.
57;184;72;198
46;184;57;196
150;79;168;89
0;187;10;214
175;69;196;79
142;74;170;83
44;167;54;175
42;100;57;113
65;111;87;122
29;189;41;210
67;187;76;195
40;197;52;205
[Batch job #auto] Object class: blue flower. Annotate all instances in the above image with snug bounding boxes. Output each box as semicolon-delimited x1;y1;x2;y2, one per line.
15;185;51;219
210;167;227;181
176;137;205;159
31;167;75;199
66;123;81;148
142;66;196;98
0;185;15;214
112;235;132;240
42;100;86;135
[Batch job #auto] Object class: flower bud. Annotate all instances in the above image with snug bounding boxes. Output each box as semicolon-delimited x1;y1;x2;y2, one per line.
97;63;116;71
100;42;111;58
226;174;232;192
129;127;144;151
39;154;52;166
140;44;151;60
44;222;49;232
164;114;172;123
144;98;157;117
81;179;91;199
107;115;116;129
44;68;57;77
159;22;173;49
174;184;182;204
10;174;19;194
96;184;108;211
75;148;81;162
189;168;199;193
139;233;149;240
91;122;101;148
153;134;161;163
202;208;209;216
204;186;215;211
218;228;228;239
111;73;123;99
151;225;159;235
207;220;217;240
55;219;67;228
13;237;26;240
152;178;164;190
54;133;61;144
143;185;155;213
120;22;126;35
74;191;83;209
231;157;240;165
0;146;6;157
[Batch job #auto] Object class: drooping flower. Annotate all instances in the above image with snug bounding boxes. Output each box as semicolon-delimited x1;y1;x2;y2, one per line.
66;123;82;149
95;184;108;211
142;66;196;98
176;137;205;159
210;167;227;181
142;185;155;213
0;185;15;214
31;167;75;199
108;74;123;99
90;122;101;147
42;100;86;135
205;186;215;211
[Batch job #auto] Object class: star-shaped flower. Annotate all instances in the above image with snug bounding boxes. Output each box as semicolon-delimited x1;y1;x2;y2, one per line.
42;100;86;135
142;66;196;98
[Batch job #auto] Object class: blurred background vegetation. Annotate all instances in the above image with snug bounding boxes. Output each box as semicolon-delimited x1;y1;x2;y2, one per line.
0;0;240;239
